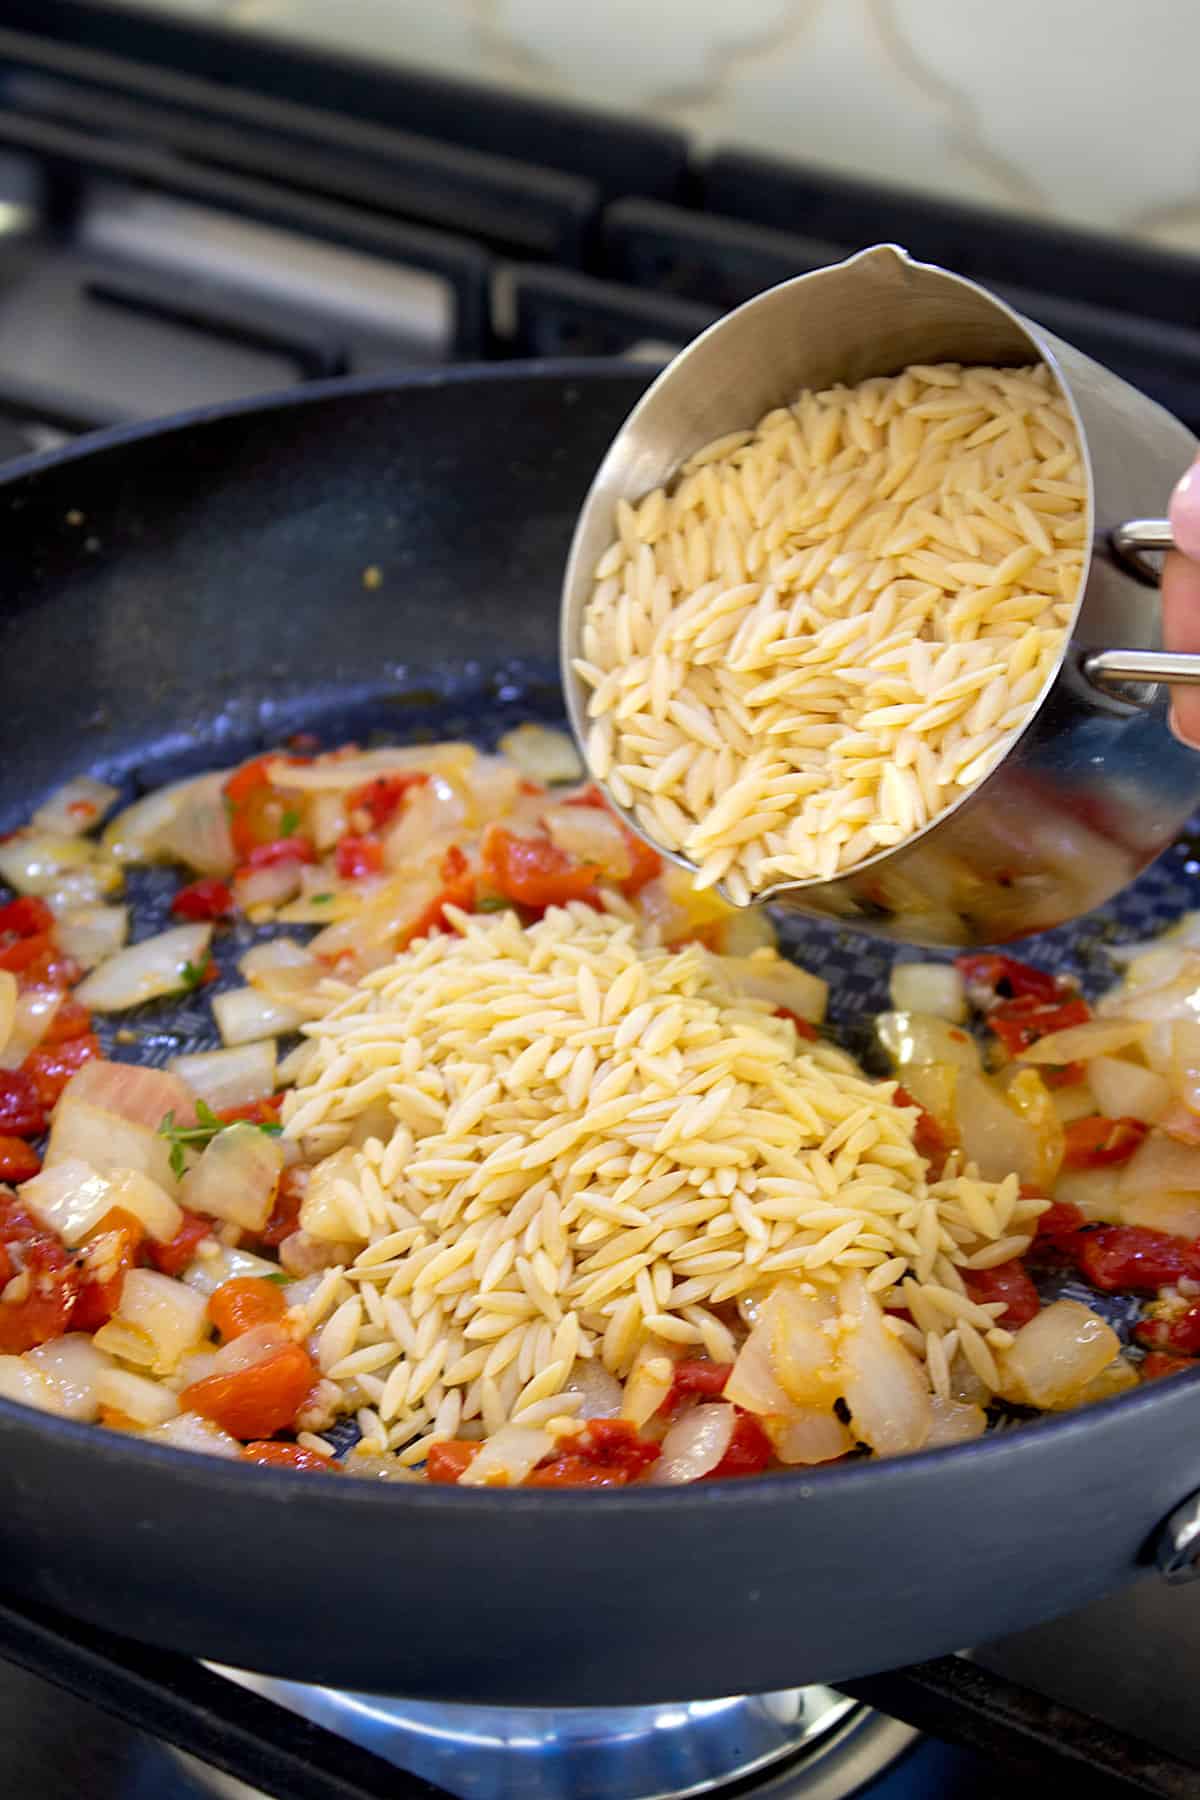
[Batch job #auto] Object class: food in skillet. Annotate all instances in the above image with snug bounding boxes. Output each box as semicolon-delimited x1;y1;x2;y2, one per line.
0;731;1195;1487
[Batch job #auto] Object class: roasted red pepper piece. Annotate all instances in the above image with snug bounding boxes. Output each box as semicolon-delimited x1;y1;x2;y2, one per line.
403;844;477;946
259;1167;305;1248
21;1032;100;1109
663;1358;734;1413
181;1342;316;1440
222;754;306;860
0;897;53;940
988;996;1091;1057
0;1207;78;1353
1135;1306;1200;1356
171;877;235;921
892;1084;951;1171
215;1095;282;1128
0;1136;40;1182
1141;1352;1195;1381
1061;1115;1148;1170
1033;1199;1087;1246
482;826;599;912
347;772;428;832
775;1007;819;1041
962;1258;1040;1326
209;1276;288;1342
1072;1225;1200;1292
705;1411;772;1480
40;998;92;1046
73;1206;146;1332
334;835;384;881
242;836;316;870
148;1207;215;1278
526;1419;660;1487
563;784;663;898
0;1071;46;1138
426;1440;481;1484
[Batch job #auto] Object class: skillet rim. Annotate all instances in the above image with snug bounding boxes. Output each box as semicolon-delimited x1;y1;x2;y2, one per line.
0;358;1190;1510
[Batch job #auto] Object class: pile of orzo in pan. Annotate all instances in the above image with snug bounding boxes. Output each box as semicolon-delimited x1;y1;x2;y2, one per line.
0;725;1195;1487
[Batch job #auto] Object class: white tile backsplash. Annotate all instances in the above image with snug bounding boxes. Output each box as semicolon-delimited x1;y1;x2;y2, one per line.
124;0;1200;252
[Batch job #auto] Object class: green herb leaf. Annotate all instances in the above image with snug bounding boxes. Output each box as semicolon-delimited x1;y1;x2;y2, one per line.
310;893;333;905
280;808;301;837
474;894;513;913
179;959;209;992
156;1099;280;1170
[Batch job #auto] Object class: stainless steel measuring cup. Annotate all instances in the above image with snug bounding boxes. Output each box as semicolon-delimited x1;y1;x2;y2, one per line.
560;243;1200;948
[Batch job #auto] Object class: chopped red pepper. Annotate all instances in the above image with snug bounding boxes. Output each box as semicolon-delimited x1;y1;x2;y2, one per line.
705;1411;772;1480
40;998;92;1046
0;1228;78;1353
0;932;54;976
0;1071;46;1138
73;1206;146;1332
208;1276;288;1342
426;1440;481;1484
481;826;599;912
1061;1115;1148;1171
892;1085;950;1171
259;1167;304;1248
1033;1199;1087;1246
1135;1305;1200;1356
962;1258;1040;1326
662;1358;733;1413
955;954;1060;1004
21;1032;100;1109
0;897;54;940
402;844;476;946
240;1441;337;1472
215;1095;282;1128
1044;1061;1087;1090
0;1136;40;1182
222;753;306;859
171;877;235;922
148;1207;215;1278
988;996;1091;1057
1141;1352;1195;1382
1072;1225;1200;1292
335;835;384;881
526;1419;660;1488
181;1341;316;1440
13;943;81;992
347;772;428;832
775;1007;819;1041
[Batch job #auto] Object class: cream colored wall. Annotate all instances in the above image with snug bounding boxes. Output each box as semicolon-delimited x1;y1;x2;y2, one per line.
128;0;1200;252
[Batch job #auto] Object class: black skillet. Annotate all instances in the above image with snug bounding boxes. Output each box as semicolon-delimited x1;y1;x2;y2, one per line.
1;365;1199;1705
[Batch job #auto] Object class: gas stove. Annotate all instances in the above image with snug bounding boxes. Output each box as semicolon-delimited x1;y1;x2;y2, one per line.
0;6;1199;1797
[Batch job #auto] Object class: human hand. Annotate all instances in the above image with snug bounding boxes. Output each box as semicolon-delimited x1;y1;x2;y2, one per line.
1164;454;1200;748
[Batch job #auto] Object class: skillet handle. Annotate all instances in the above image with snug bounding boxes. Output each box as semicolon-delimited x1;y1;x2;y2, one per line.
1085;517;1200;694
1155;1487;1200;1584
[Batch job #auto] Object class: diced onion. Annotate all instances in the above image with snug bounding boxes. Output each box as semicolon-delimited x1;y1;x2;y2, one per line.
1118;1130;1200;1204
308;869;442;963
895;1064;960;1139
876;1011;981;1070
234;863;303;915
181;1244;278;1296
718;951;828;1024
765;1406;855;1465
561;1358;623;1419
0;985;62;1070
147;1412;241;1458
75;923;213;1012
498;724;583;786
650;1402;736;1484
115;1269;209;1373
457;1423;554;1487
32;776;120;837
720;907;777;956
47;1099;179;1195
1020;1019;1149;1066
0;1357;58;1414
1170;1021;1200;1115
94;1368;180;1427
997;1299;1118;1409
1051;1079;1100;1126
1053;1164;1124;1223
105;1170;183;1244
60;1059;196;1131
181;1122;283;1231
92;1320;156;1368
0;832;121;900
299;1147;367;1243
956;1070;1056;1187
725;1313;793;1416
103;774;217;864
26;1334;113;1421
52;904;130;968
767;1285;840;1407
20;1158;113;1245
268;744;474;793
170;1040;277;1111
889;962;967;1023
239;939;315;978
153;774;235;878
925;1397;987;1447
1123;1191;1200;1239
838;1270;932;1456
0;969;13;1059
1086;1056;1170;1124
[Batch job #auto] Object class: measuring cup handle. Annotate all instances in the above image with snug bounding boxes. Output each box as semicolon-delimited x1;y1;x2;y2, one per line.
1086;519;1200;691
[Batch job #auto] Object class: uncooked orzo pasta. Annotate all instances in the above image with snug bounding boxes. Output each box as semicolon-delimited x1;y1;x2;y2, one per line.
574;363;1086;900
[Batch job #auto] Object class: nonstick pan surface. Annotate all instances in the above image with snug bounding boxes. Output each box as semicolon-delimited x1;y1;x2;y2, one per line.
1;366;1199;1705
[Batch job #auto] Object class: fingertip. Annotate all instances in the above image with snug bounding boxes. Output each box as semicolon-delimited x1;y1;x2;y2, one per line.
1170;457;1200;560
1170;697;1200;753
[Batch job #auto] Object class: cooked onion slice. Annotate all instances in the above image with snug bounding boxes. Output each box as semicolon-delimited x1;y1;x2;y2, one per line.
0;985;62;1070
0;970;14;1060
105;1170;183;1244
148;1412;242;1458
75;923;213;1012
95;1367;180;1427
498;724;583;786
889;962;967;1023
32;776;120;838
170;1041;277;1112
26;1334;113;1421
650;1403;736;1484
0;832;121;902
52;903;130;968
115;1270;209;1374
997;1300;1118;1410
20;1159;113;1245
181;1121;283;1231
876;1011;981;1070
1019;1019;1149;1066
457;1423;555;1488
925;1397;987;1447
562;1358;623;1419
718;951;828;1024
765;1406;855;1465
838;1270;932;1457
1087;1055;1170;1124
